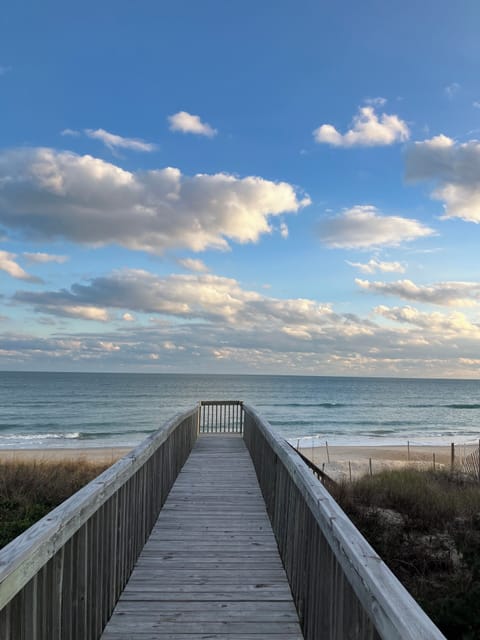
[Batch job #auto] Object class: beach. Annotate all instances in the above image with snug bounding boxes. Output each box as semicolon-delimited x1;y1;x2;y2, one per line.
299;443;479;481
0;446;132;465
1;442;477;483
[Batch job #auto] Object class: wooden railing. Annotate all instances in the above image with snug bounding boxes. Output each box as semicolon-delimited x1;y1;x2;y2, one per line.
287;442;338;493
0;407;199;640
199;400;244;433
243;404;446;640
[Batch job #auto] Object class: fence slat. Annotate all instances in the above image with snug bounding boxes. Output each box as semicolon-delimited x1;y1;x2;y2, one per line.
0;408;199;639
243;403;446;640
199;401;244;433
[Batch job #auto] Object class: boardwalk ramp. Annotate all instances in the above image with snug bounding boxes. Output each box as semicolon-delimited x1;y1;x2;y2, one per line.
101;435;302;639
0;401;446;639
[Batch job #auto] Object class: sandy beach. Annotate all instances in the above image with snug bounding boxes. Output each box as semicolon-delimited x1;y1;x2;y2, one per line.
0;447;132;465
299;443;479;481
0;442;477;482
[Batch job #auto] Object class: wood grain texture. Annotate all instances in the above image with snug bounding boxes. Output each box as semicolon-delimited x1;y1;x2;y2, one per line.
101;435;303;640
0;408;199;639
243;404;446;640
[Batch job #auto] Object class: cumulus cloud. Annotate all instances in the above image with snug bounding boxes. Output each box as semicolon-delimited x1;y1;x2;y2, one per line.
0;147;309;254
0;250;41;282
7;268;480;376
168;111;217;137
85;129;156;152
177;258;209;273
313;105;409;147
54;305;110;321
14;269;370;340
317;205;434;248
347;258;406;274
375;305;480;339
406;135;480;223
356;278;480;306
23;252;69;264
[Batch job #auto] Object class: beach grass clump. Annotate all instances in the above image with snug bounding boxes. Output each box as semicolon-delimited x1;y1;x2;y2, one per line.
0;459;108;549
332;468;480;639
335;468;480;529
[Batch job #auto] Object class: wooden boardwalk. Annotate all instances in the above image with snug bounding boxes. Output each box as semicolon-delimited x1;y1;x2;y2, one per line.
101;435;303;639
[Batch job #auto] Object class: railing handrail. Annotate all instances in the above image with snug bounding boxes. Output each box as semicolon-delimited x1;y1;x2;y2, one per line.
0;404;199;610
243;403;445;640
287;441;338;492
199;399;244;433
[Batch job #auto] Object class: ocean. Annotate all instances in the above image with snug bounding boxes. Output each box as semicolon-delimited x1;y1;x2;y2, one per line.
0;371;479;449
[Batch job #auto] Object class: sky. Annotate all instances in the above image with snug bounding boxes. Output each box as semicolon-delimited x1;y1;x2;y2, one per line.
1;0;480;377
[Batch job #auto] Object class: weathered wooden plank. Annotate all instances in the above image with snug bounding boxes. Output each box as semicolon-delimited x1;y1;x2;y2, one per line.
0;408;199;640
243;403;446;640
101;435;303;639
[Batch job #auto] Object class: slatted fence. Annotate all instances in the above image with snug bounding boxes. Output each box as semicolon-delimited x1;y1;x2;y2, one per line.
243;403;445;640
0;407;199;640
463;446;480;480
199;400;244;433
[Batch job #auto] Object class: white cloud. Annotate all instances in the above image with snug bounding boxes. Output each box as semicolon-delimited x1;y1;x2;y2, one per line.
364;97;387;107
347;258;406;274
313;105;409;147
61;129;80;137
444;82;460;98
356;278;480;306
122;312;135;322
97;341;120;351
317;205;434;248
0;250;41;282
8;269;480;376
85;129;156;152
23;252;69;264
177;258;209;273
0;147;309;254
406;135;480;223
280;222;289;238
168;111;217;137
375;305;480;339
14;269;362;337
56;305;109;321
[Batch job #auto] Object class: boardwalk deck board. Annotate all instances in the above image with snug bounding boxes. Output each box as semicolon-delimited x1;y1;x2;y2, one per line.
100;435;304;640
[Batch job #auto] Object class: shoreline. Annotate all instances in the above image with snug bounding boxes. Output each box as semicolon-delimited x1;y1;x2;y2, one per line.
0;442;477;482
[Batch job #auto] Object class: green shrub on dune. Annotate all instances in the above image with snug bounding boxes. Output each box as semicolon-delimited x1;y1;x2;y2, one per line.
0;459;108;549
332;469;480;639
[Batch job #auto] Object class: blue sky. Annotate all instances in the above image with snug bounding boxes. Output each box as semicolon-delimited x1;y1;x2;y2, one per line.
1;0;480;376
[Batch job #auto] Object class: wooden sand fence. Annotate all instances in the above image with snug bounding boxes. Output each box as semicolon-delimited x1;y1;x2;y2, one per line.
463;445;480;480
0;407;199;640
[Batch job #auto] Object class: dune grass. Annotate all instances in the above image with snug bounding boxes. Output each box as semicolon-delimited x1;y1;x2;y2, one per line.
0;459;108;549
331;469;480;639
